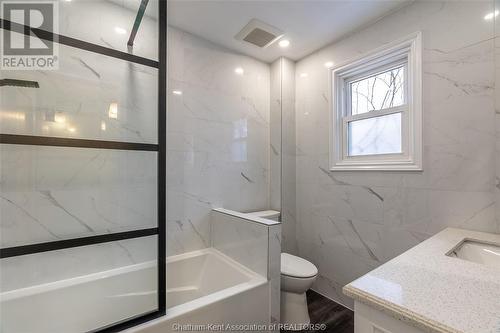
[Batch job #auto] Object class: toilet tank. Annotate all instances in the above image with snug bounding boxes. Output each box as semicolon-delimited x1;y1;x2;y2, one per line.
247;210;281;221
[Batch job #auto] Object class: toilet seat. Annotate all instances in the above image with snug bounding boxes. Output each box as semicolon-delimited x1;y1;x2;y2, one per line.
281;253;318;278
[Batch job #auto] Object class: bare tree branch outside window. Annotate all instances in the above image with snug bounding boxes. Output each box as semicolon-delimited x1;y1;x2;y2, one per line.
348;65;405;156
350;65;405;115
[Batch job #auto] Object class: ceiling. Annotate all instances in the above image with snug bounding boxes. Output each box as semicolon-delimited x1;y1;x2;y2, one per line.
166;0;410;63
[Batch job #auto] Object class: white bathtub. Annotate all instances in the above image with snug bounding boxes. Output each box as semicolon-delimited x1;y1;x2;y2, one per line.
129;248;269;333
0;248;269;333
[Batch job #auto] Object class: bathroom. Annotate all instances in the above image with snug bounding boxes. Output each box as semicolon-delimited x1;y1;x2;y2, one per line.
0;0;499;332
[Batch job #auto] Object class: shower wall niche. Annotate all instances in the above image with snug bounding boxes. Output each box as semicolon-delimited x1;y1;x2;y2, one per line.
0;1;166;332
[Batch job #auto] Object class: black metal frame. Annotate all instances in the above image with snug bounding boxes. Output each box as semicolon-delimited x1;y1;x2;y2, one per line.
0;19;158;68
0;1;167;332
128;0;149;47
0;134;158;151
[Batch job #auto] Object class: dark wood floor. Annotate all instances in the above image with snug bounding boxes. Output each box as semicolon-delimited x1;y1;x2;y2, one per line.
281;290;354;333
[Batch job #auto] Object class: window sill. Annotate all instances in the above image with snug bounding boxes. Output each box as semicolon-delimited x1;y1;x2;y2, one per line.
330;162;423;171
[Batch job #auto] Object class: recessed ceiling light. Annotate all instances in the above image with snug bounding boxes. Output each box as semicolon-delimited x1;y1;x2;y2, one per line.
324;61;334;68
299;73;308;78
235;67;244;75
67;126;76;133
172;90;183;95
114;27;127;34
278;39;290;48
484;10;499;20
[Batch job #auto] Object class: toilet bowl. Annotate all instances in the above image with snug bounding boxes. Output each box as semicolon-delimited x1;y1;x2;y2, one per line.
280;253;318;327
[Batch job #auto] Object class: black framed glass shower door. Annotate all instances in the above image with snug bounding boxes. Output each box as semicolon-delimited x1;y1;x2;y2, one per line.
0;1;166;332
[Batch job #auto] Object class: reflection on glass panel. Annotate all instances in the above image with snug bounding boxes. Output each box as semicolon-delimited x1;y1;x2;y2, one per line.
0;31;158;144
0;144;157;248
0;236;158;333
350;65;405;115
348;112;402;156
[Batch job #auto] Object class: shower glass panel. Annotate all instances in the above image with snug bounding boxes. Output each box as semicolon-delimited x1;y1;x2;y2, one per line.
1;236;158;333
0;38;158;144
0;1;166;332
0;145;157;247
4;0;159;61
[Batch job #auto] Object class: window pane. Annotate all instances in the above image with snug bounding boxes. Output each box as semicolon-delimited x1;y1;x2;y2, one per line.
350;65;405;115
348;112;402;156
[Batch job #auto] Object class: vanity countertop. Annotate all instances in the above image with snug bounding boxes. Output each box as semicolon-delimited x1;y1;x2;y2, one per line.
343;228;500;333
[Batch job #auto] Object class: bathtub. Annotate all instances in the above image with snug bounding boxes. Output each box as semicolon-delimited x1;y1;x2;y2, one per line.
129;248;269;333
0;248;269;333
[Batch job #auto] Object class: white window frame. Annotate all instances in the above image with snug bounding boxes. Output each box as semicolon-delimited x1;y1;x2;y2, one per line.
329;32;422;171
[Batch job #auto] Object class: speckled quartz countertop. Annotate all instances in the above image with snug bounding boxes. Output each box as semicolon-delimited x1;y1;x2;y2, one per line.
343;228;500;333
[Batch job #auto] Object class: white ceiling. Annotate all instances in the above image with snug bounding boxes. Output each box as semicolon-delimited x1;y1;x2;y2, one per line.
166;0;410;63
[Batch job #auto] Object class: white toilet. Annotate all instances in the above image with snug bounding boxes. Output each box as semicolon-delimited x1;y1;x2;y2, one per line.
280;253;318;326
247;210;318;327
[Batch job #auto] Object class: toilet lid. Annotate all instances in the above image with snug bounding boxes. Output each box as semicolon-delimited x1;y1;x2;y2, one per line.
281;253;318;278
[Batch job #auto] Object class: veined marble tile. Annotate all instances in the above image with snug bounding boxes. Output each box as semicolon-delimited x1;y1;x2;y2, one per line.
496;0;500;234
210;209;281;328
293;0;498;308
211;210;268;278
270;59;282;212
167;28;271;256
268;224;282;329
281;58;298;254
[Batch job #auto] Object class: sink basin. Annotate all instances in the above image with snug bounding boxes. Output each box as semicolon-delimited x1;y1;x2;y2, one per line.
447;239;500;268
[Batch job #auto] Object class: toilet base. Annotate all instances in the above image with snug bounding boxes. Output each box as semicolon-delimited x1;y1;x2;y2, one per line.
280;290;310;330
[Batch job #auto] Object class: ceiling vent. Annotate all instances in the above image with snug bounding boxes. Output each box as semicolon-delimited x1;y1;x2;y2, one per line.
235;19;283;48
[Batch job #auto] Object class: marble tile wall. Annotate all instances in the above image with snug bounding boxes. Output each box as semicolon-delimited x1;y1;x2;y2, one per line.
268;223;282;329
270;59;282;212
210;208;281;329
280;58;298;254
167;27;271;256
292;1;499;308
495;0;500;235
211;209;269;277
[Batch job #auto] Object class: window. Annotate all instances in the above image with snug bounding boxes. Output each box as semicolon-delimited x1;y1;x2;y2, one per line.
330;32;422;171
